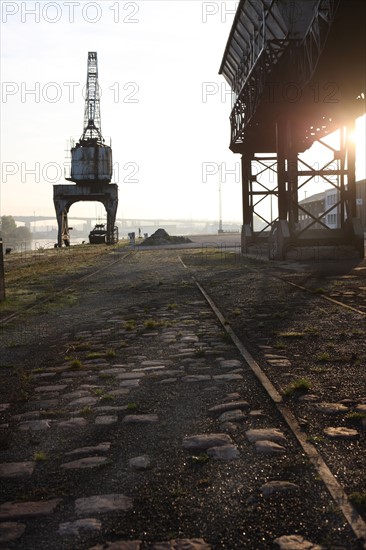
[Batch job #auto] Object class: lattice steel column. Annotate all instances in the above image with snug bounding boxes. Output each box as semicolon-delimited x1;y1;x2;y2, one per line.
241;153;253;252
276;118;288;222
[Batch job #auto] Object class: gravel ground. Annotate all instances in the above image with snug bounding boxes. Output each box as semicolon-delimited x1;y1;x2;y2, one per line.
182;250;366;521
0;248;364;549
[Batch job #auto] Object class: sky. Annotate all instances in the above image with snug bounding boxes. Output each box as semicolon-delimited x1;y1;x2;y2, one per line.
1;0;365;226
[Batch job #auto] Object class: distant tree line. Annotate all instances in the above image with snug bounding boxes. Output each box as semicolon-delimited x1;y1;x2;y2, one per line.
1;215;32;242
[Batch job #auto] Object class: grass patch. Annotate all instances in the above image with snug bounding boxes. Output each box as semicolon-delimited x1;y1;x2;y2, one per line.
278;331;306;338
167;303;178;310
105;349;116;358
144;319;159;330
69;359;83;370
284;378;311;397
273;340;286;349
313;287;326;294
86;352;103;360
34;451;47;461
74;342;91;351
99;393;114;402
123;320;136;331
144;319;166;330
127;402;138;410
40;409;67;418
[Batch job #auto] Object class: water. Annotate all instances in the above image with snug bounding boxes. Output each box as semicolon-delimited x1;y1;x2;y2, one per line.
2;237;87;253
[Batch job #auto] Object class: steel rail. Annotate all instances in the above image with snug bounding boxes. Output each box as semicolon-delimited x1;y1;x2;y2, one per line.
178;254;366;549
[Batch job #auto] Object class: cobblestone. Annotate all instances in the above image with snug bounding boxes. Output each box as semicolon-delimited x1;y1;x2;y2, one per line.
0;248;362;549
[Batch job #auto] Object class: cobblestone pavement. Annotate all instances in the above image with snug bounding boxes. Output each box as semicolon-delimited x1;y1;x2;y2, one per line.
0;250;362;549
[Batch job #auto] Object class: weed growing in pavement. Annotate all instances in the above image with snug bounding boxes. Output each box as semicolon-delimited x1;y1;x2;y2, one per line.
171;485;188;498
191;453;210;464
305;325;320;336
232;308;241;316
105;349;116;358
34;451;47;461
127;402;138;410
93;389;105;396
284;378;311;397
313;287;326;294
32;368;45;373
99;373;113;380
324;503;343;516
168;303;178;310
310;366;328;374
86;352;103;359
273;340;286;349
70;359;83;369
349;492;366;513
74;342;91;351
123;320;136;331
307;435;324;444
316;352;330;362
278;331;306;338
80;405;92;415
345;412;366;424
15;368;32;402
100;393;114;402
119;341;129;348
144;319;159;330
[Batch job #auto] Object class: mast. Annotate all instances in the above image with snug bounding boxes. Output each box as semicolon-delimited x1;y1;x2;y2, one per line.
81;51;103;143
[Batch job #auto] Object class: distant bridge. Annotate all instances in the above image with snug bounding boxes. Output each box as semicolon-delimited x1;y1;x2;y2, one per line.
12;216;241;227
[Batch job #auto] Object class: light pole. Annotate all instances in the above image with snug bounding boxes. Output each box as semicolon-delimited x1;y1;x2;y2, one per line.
218;165;223;233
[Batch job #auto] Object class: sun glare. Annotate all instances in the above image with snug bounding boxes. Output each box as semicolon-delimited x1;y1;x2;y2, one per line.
355;114;366;180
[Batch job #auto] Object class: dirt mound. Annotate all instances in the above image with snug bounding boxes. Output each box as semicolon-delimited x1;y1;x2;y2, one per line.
142;228;192;246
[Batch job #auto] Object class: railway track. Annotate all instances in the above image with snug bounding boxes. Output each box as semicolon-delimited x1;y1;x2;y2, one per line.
179;251;366;548
0;246;365;547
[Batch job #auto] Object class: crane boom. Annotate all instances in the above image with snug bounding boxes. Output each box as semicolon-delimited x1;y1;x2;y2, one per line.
81;51;103;143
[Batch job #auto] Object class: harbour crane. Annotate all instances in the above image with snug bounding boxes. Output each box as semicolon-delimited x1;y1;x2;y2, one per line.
54;52;118;247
